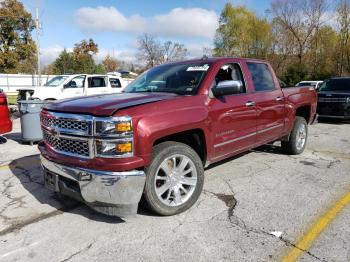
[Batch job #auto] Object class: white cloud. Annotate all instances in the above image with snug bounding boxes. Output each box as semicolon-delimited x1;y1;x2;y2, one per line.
93;48;136;63
40;45;65;66
75;6;218;39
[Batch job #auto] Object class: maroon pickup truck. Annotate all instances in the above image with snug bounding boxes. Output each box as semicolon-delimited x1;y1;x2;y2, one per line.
39;58;317;217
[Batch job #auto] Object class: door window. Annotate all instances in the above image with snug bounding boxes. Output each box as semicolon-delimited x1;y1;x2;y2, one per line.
109;78;122;88
247;63;275;92
66;76;85;88
89;77;107;88
214;63;246;94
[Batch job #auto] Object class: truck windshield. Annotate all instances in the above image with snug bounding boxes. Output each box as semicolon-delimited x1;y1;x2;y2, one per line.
318;79;350;92
124;63;211;95
44;76;69;87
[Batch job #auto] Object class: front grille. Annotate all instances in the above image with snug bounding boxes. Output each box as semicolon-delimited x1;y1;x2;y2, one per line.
40;113;92;135
318;97;347;103
43;131;90;158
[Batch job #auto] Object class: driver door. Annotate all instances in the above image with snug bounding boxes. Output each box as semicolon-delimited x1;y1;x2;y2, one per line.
62;75;85;99
208;63;257;161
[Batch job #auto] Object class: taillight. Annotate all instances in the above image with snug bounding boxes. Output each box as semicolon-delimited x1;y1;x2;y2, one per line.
0;96;8;105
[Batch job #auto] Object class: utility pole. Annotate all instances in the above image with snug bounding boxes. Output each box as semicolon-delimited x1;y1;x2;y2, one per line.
35;7;41;85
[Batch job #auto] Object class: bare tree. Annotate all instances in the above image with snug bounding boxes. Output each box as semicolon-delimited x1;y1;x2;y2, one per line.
271;0;328;65
162;41;187;62
137;34;187;68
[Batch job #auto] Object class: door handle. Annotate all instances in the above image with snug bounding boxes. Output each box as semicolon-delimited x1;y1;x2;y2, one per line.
276;96;284;101
245;101;255;107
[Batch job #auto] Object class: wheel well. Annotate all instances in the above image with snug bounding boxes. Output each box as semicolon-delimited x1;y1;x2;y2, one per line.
153;129;207;163
296;106;311;123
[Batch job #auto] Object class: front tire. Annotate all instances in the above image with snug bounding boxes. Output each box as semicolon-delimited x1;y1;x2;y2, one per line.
281;116;308;155
144;141;204;216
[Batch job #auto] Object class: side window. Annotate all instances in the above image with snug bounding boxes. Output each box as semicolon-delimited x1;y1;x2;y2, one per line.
214;63;246;93
89;77;107;88
66;76;85;88
109;78;122;88
247;63;275;91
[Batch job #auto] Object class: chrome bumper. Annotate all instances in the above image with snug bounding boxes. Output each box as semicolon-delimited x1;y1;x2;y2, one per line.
40;156;146;217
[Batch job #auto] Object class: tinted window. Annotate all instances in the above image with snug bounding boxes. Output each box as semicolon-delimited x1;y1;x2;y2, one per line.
89;77;107;88
110;78;122;88
318;79;350;92
247;63;275;91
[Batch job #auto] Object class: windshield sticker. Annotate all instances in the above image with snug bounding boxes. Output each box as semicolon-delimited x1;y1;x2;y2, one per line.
186;64;210;71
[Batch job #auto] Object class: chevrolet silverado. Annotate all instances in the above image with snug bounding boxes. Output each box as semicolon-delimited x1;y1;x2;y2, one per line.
39;58;317;217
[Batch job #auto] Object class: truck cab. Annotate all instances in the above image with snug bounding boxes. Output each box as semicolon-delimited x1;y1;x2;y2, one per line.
17;74;127;101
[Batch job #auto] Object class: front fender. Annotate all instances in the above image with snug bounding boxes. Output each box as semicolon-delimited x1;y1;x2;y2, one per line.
134;106;211;166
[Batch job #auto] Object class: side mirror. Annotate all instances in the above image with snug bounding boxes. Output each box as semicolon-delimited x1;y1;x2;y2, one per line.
212;80;242;97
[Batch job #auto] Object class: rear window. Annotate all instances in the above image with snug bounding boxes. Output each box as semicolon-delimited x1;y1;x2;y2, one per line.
247;63;275;91
318;79;350;92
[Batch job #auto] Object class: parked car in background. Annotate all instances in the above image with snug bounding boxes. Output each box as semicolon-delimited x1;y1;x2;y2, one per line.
17;74;128;101
39;57;317;218
296;81;323;90
317;77;350;119
0;89;12;135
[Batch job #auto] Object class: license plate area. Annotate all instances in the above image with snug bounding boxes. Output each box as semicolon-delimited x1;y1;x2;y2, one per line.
44;170;59;192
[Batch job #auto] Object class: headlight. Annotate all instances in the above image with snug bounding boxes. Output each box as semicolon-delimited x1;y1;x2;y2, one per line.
95;139;133;157
95;116;132;136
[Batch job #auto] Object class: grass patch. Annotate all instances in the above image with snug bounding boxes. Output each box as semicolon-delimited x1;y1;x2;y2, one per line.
7;95;17;105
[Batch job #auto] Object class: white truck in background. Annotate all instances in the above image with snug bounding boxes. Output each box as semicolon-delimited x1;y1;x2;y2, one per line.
17;74;130;101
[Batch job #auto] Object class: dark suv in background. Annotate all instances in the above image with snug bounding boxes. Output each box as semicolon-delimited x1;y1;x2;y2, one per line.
317;77;350;120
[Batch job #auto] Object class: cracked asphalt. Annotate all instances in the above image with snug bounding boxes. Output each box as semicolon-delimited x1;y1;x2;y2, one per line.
0;118;349;262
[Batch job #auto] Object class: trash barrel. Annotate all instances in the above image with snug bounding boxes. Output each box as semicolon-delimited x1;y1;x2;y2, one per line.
18;100;47;145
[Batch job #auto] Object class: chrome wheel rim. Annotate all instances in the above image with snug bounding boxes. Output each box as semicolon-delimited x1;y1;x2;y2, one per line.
154;154;198;207
296;124;307;151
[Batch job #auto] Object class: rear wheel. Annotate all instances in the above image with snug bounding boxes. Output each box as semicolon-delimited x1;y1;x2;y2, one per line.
143;141;204;216
281;116;308;155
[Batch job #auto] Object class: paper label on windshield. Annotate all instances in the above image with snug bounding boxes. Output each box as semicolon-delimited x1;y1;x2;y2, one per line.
186;64;209;71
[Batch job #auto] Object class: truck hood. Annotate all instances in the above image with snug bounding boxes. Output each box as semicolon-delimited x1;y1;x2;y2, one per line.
44;92;178;116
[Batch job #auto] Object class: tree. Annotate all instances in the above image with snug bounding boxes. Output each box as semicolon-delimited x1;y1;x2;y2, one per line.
336;0;350;76
270;0;328;65
102;55;119;72
0;0;37;73
214;4;271;58
72;39;99;74
137;34;187;68
52;49;75;74
50;39;106;74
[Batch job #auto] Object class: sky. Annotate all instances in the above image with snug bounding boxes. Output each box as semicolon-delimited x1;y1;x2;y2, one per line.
21;0;271;66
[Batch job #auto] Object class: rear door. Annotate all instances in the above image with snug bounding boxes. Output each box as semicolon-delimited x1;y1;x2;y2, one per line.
86;76;109;95
209;63;257;161
246;62;285;144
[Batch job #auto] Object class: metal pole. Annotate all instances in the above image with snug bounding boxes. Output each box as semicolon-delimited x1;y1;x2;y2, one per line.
35;7;41;86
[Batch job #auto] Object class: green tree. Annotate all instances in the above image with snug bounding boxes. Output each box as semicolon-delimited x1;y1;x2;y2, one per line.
52;49;75;74
0;0;37;73
214;4;271;58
